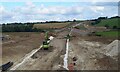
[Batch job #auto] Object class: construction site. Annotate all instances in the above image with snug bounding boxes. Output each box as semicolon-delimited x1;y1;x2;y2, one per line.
0;21;119;71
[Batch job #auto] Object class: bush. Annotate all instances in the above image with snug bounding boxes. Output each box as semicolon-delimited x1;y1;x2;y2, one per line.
104;24;109;29
113;26;117;29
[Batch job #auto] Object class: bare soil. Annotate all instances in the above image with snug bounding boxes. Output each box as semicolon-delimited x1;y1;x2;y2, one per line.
2;32;44;64
1;22;118;70
68;36;118;70
14;31;70;70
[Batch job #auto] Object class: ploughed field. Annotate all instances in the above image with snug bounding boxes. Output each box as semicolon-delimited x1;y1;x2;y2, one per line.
33;22;71;29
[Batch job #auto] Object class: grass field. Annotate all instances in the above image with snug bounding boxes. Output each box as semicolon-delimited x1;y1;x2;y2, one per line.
75;25;87;30
95;30;120;37
95;18;120;28
33;22;71;29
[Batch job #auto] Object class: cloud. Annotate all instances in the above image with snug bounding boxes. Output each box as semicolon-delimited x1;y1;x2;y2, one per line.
90;6;104;13
94;2;118;6
17;4;83;16
0;6;14;22
0;2;118;23
0;6;5;13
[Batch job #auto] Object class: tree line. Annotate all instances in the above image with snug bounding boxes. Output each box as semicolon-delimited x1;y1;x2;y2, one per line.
2;20;78;32
2;23;44;32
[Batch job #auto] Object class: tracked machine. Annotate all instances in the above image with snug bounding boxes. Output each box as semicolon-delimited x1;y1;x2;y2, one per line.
42;31;50;50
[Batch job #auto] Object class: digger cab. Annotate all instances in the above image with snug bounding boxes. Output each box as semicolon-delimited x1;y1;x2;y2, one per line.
42;41;50;50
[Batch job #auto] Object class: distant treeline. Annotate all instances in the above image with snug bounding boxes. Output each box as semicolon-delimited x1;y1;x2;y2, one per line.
91;16;120;22
2;20;79;32
2;23;44;32
31;20;77;24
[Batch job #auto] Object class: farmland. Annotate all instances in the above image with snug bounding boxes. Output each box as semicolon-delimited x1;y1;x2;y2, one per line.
33;22;71;29
74;24;87;30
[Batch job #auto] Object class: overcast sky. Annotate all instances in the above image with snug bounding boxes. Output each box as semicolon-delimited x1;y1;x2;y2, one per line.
0;0;119;23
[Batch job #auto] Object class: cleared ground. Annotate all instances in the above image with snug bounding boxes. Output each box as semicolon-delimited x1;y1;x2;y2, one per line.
68;36;118;70
15;31;69;70
2;32;44;64
1;22;119;71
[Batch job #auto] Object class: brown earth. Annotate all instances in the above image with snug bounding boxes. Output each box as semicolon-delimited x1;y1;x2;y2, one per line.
76;35;117;44
1;22;118;70
68;35;118;70
2;32;44;64
13;30;70;70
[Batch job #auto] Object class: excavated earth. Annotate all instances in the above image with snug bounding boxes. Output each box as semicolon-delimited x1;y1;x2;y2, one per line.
9;31;70;70
2;32;44;65
1;24;119;71
68;31;119;70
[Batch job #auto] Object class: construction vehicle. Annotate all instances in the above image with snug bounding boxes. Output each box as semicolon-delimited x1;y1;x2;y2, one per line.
0;61;13;71
42;31;50;50
64;34;71;40
42;40;50;50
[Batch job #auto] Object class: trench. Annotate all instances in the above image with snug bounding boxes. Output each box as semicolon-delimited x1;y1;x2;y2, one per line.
63;29;72;70
63;39;69;70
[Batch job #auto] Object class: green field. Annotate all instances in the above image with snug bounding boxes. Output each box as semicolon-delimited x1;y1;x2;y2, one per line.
95;18;120;28
75;25;87;30
95;31;120;37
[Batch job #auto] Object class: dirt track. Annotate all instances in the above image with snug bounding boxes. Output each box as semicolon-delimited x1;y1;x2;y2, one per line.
1;26;72;70
7;30;70;70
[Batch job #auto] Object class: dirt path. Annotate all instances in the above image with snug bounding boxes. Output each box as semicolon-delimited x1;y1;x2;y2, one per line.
11;30;70;70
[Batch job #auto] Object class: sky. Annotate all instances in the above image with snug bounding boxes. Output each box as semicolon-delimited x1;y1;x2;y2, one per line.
0;0;119;23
